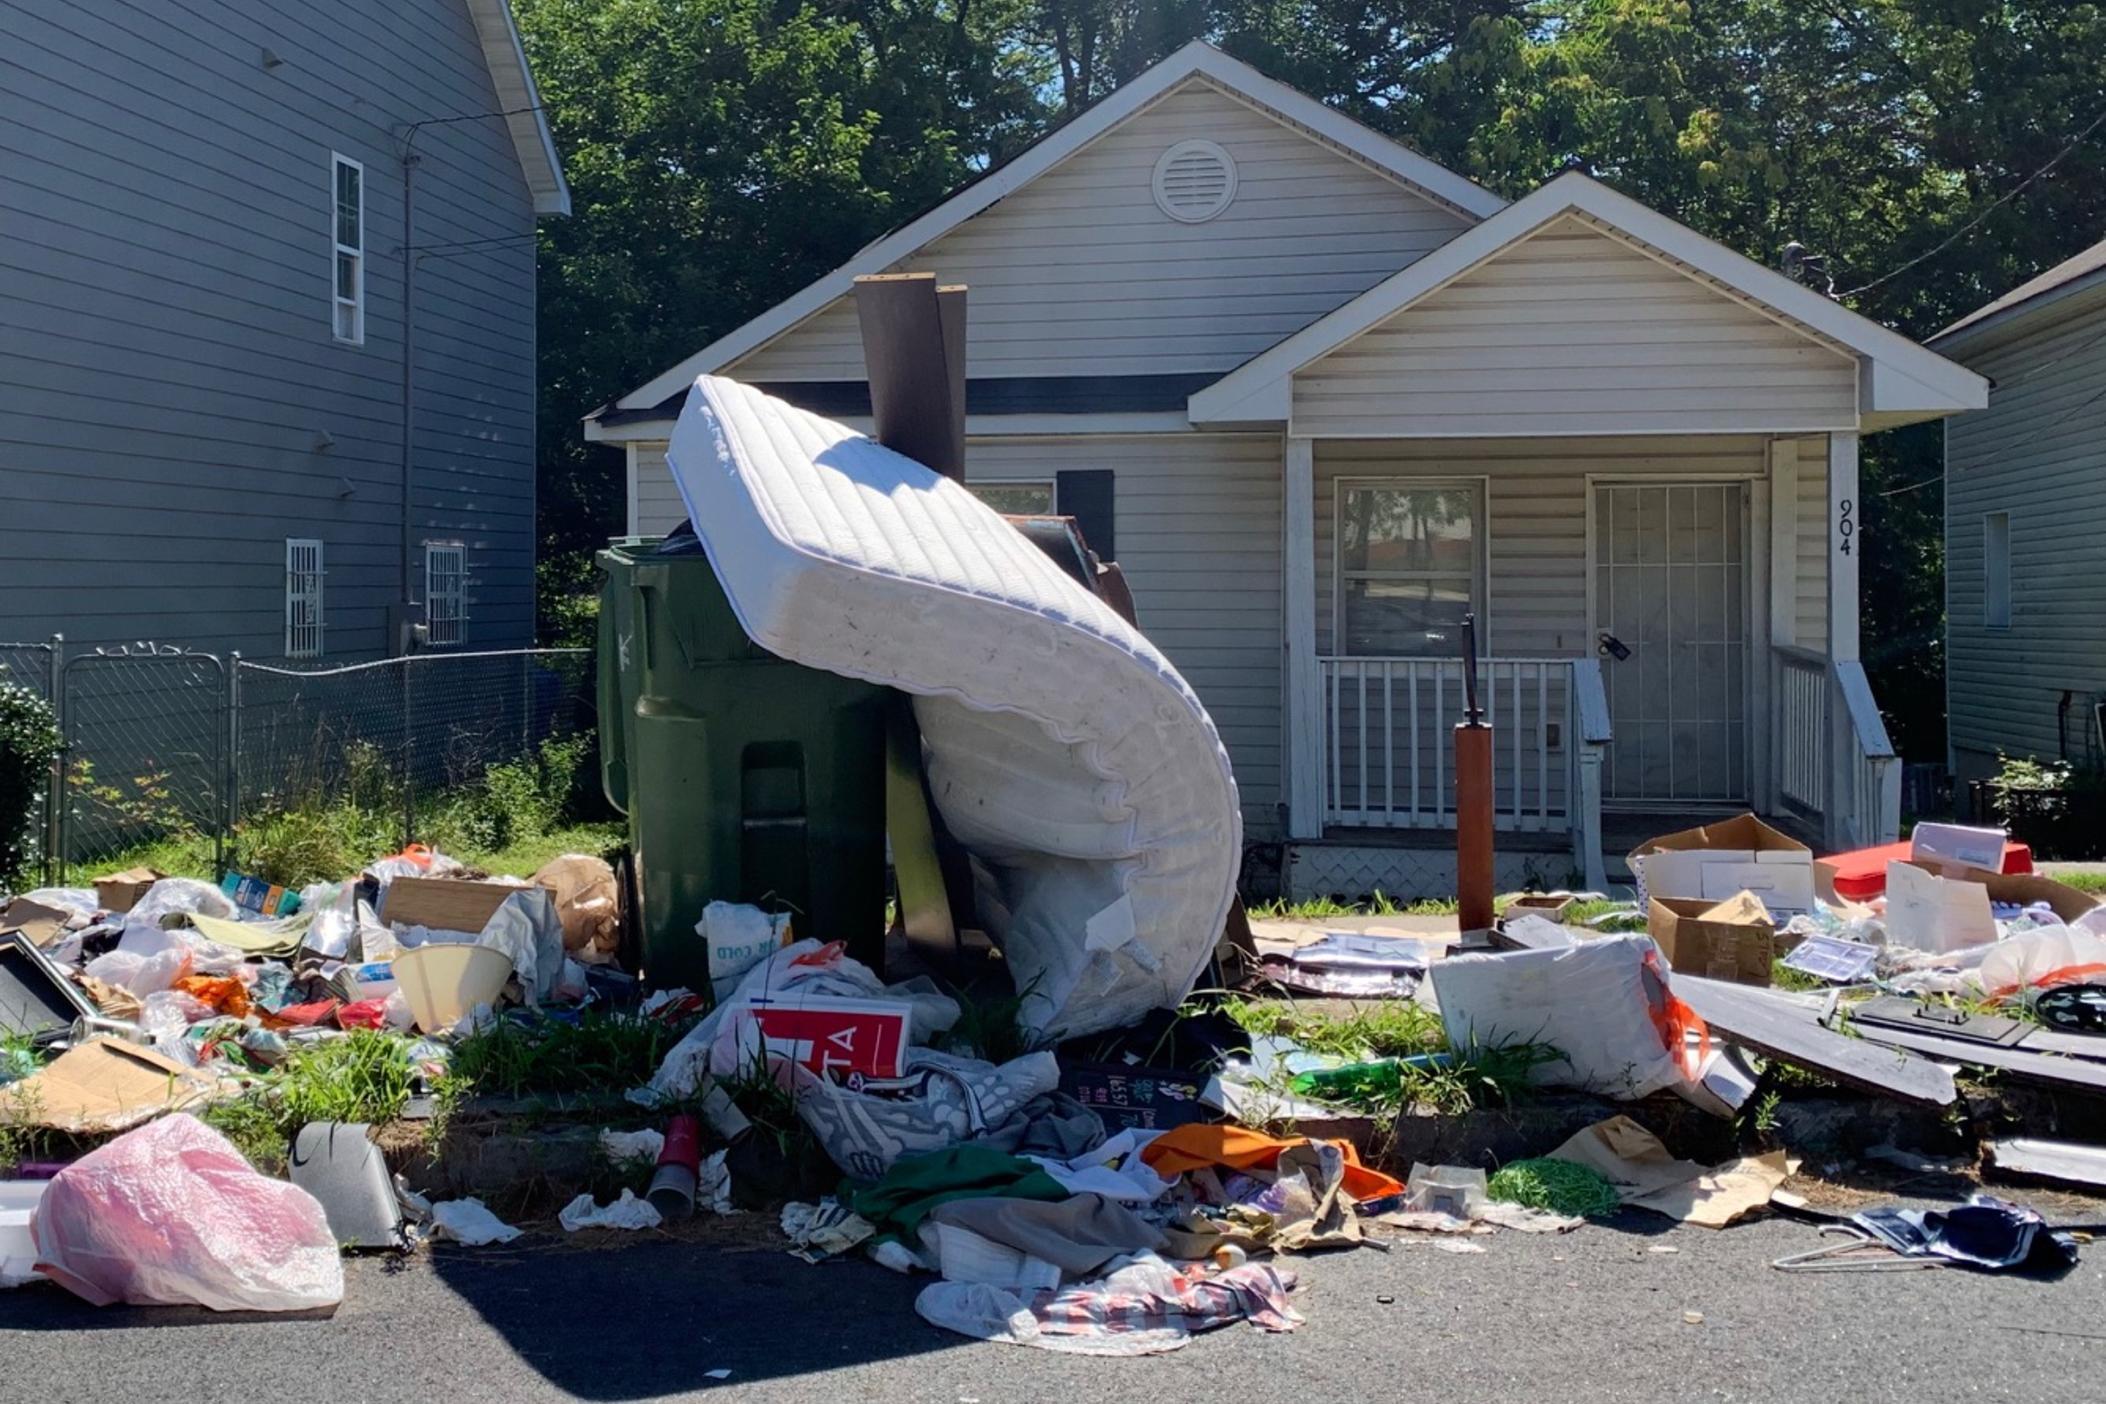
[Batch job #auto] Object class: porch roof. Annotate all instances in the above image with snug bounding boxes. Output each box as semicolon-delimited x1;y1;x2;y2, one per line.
1187;172;1989;433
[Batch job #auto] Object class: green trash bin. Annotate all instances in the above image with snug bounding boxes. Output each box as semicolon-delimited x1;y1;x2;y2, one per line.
598;532;889;992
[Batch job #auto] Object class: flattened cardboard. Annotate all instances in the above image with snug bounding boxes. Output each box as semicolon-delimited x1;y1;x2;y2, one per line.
382;876;522;936
1628;814;1815;915
1648;893;1796;986
92;866;164;915
1;1039;216;1132
0;898;71;948
1884;860;2101;953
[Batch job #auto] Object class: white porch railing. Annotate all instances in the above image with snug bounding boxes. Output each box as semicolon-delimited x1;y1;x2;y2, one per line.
1771;645;1899;849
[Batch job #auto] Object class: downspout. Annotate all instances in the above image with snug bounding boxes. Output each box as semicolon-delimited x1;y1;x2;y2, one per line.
398;133;421;649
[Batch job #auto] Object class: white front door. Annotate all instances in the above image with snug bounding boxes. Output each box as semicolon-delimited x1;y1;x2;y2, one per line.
1592;482;1751;806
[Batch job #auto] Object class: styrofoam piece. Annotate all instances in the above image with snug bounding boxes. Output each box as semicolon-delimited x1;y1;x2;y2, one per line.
1;1180;46;1288
664;376;1240;1038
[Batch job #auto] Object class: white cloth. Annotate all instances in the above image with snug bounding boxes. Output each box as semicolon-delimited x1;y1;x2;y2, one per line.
1025;1129;1172;1204
428;1198;523;1245
558;1190;662;1233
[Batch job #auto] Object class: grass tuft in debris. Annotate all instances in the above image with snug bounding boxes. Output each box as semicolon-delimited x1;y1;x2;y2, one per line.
447;1010;694;1099
274;1030;417;1128
1487;1157;1622;1217
1221;997;1447;1060
200;1093;294;1174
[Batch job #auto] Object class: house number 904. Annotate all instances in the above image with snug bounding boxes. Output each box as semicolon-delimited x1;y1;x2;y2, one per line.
1837;497;1854;556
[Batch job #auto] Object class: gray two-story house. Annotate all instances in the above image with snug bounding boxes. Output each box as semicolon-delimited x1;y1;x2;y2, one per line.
1931;234;2106;786
0;0;567;660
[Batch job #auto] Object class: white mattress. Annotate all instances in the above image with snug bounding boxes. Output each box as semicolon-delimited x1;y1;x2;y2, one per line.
665;376;1241;1039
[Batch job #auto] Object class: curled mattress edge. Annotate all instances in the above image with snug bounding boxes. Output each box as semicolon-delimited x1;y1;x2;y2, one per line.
664;376;1240;1038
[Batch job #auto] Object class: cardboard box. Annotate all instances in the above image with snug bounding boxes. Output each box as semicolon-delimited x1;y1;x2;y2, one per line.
92;866;164;915
1505;893;1577;922
1647;892;1800;986
1629;814;1816;916
1884;859;2101;954
382;876;526;935
0;898;71;948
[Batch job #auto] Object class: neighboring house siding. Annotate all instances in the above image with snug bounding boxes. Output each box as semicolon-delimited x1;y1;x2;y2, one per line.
1944;290;2106;776
1291;216;1859;438
629;432;1287;834
725;78;1473;382
630;442;686;536
0;0;537;658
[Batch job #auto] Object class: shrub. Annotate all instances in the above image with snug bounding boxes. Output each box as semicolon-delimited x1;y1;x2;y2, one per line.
0;683;60;892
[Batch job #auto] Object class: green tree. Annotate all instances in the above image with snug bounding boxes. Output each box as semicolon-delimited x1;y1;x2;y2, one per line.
516;0;1048;642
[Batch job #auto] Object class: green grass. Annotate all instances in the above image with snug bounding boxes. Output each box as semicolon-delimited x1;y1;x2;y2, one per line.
446;1008;693;1099
88;819;624;888
1249;892;1634;925
464;821;624;879
1222;995;1447;1059
2057;870;2106;894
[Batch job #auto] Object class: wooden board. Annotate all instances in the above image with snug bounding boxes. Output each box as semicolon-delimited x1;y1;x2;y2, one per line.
1839;1019;2106;1095
1673;974;1958;1107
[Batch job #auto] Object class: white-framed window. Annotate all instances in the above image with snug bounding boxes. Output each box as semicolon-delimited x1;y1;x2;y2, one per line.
968;480;1057;516
331;153;364;344
1335;479;1486;657
284;538;325;658
425;542;466;646
1984;511;2012;629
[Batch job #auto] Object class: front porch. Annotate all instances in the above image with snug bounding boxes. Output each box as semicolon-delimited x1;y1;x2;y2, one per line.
1275;432;1902;898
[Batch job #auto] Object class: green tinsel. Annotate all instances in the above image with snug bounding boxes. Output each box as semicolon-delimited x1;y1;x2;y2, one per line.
1486;1157;1623;1218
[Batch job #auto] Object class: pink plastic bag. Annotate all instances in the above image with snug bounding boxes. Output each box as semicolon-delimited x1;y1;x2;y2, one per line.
32;1114;344;1311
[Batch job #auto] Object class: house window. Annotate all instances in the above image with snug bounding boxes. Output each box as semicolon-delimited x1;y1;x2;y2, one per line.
1984;512;2011;629
331;154;364;343
285;538;325;658
1336;480;1485;657
970;480;1057;516
425;543;466;645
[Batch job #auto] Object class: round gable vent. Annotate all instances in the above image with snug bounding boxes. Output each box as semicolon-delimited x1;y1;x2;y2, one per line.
1152;139;1237;223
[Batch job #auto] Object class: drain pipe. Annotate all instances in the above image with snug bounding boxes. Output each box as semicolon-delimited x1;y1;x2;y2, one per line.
396;132;421;651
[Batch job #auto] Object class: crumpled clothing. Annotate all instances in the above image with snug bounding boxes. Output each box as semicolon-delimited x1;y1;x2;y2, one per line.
1025;1128;1171;1204
173;974;251;1020
1853;1193;2079;1273
798;1047;1064;1181
1140;1123;1404;1202
915;1253;1301;1355
558;1189;662;1233
847;1144;1070;1244
337;998;389;1030
929;1193;1166;1276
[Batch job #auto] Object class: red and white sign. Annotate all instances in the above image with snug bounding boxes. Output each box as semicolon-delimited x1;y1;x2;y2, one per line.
748;996;910;1079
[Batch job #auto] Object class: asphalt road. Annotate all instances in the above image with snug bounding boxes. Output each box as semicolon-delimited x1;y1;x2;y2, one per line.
3;1198;2101;1404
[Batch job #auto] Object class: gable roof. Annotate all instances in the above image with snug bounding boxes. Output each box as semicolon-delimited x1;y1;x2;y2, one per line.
1930;232;2106;352
1189;171;1988;427
463;0;570;216
602;40;1504;415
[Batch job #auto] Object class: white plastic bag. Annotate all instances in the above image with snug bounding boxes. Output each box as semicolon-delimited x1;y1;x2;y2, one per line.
128;877;240;927
428;1197;522;1245
1431;935;1697;1100
558;1189;662;1232
31;1114;342;1311
1976;924;2106;997
696;901;792;999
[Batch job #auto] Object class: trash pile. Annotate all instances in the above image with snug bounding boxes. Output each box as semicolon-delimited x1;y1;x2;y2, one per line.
0;845;639;1309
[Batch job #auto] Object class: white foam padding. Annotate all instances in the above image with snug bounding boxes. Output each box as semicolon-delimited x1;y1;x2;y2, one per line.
664;376;1241;1039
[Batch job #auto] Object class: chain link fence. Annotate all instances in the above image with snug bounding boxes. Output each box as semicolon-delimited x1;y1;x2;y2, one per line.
0;641;592;886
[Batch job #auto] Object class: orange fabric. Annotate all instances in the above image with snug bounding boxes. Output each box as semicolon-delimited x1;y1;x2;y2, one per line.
1643;947;1710;1079
1138;1123;1405;1202
1989;961;2106;1001
172;974;251;1020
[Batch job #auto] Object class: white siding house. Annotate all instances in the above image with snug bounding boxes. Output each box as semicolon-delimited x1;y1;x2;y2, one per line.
590;42;1987;895
1931;237;2106;786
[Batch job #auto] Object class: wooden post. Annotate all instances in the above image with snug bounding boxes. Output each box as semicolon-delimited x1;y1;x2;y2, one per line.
1454;614;1494;932
853;272;966;479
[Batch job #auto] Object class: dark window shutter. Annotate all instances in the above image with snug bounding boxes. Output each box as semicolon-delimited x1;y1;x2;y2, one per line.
1056;469;1115;561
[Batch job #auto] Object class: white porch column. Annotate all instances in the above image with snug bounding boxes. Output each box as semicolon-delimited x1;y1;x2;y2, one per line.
1825;431;1861;847
1284;435;1324;839
1826;431;1860;662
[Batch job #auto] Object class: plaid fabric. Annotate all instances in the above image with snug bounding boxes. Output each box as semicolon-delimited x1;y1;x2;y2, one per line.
1025;1261;1302;1340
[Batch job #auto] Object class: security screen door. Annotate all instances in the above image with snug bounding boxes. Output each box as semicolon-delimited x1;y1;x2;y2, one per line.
1593;482;1750;805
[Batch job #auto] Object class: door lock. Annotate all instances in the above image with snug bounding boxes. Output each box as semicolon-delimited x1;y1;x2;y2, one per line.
1597;632;1631;661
